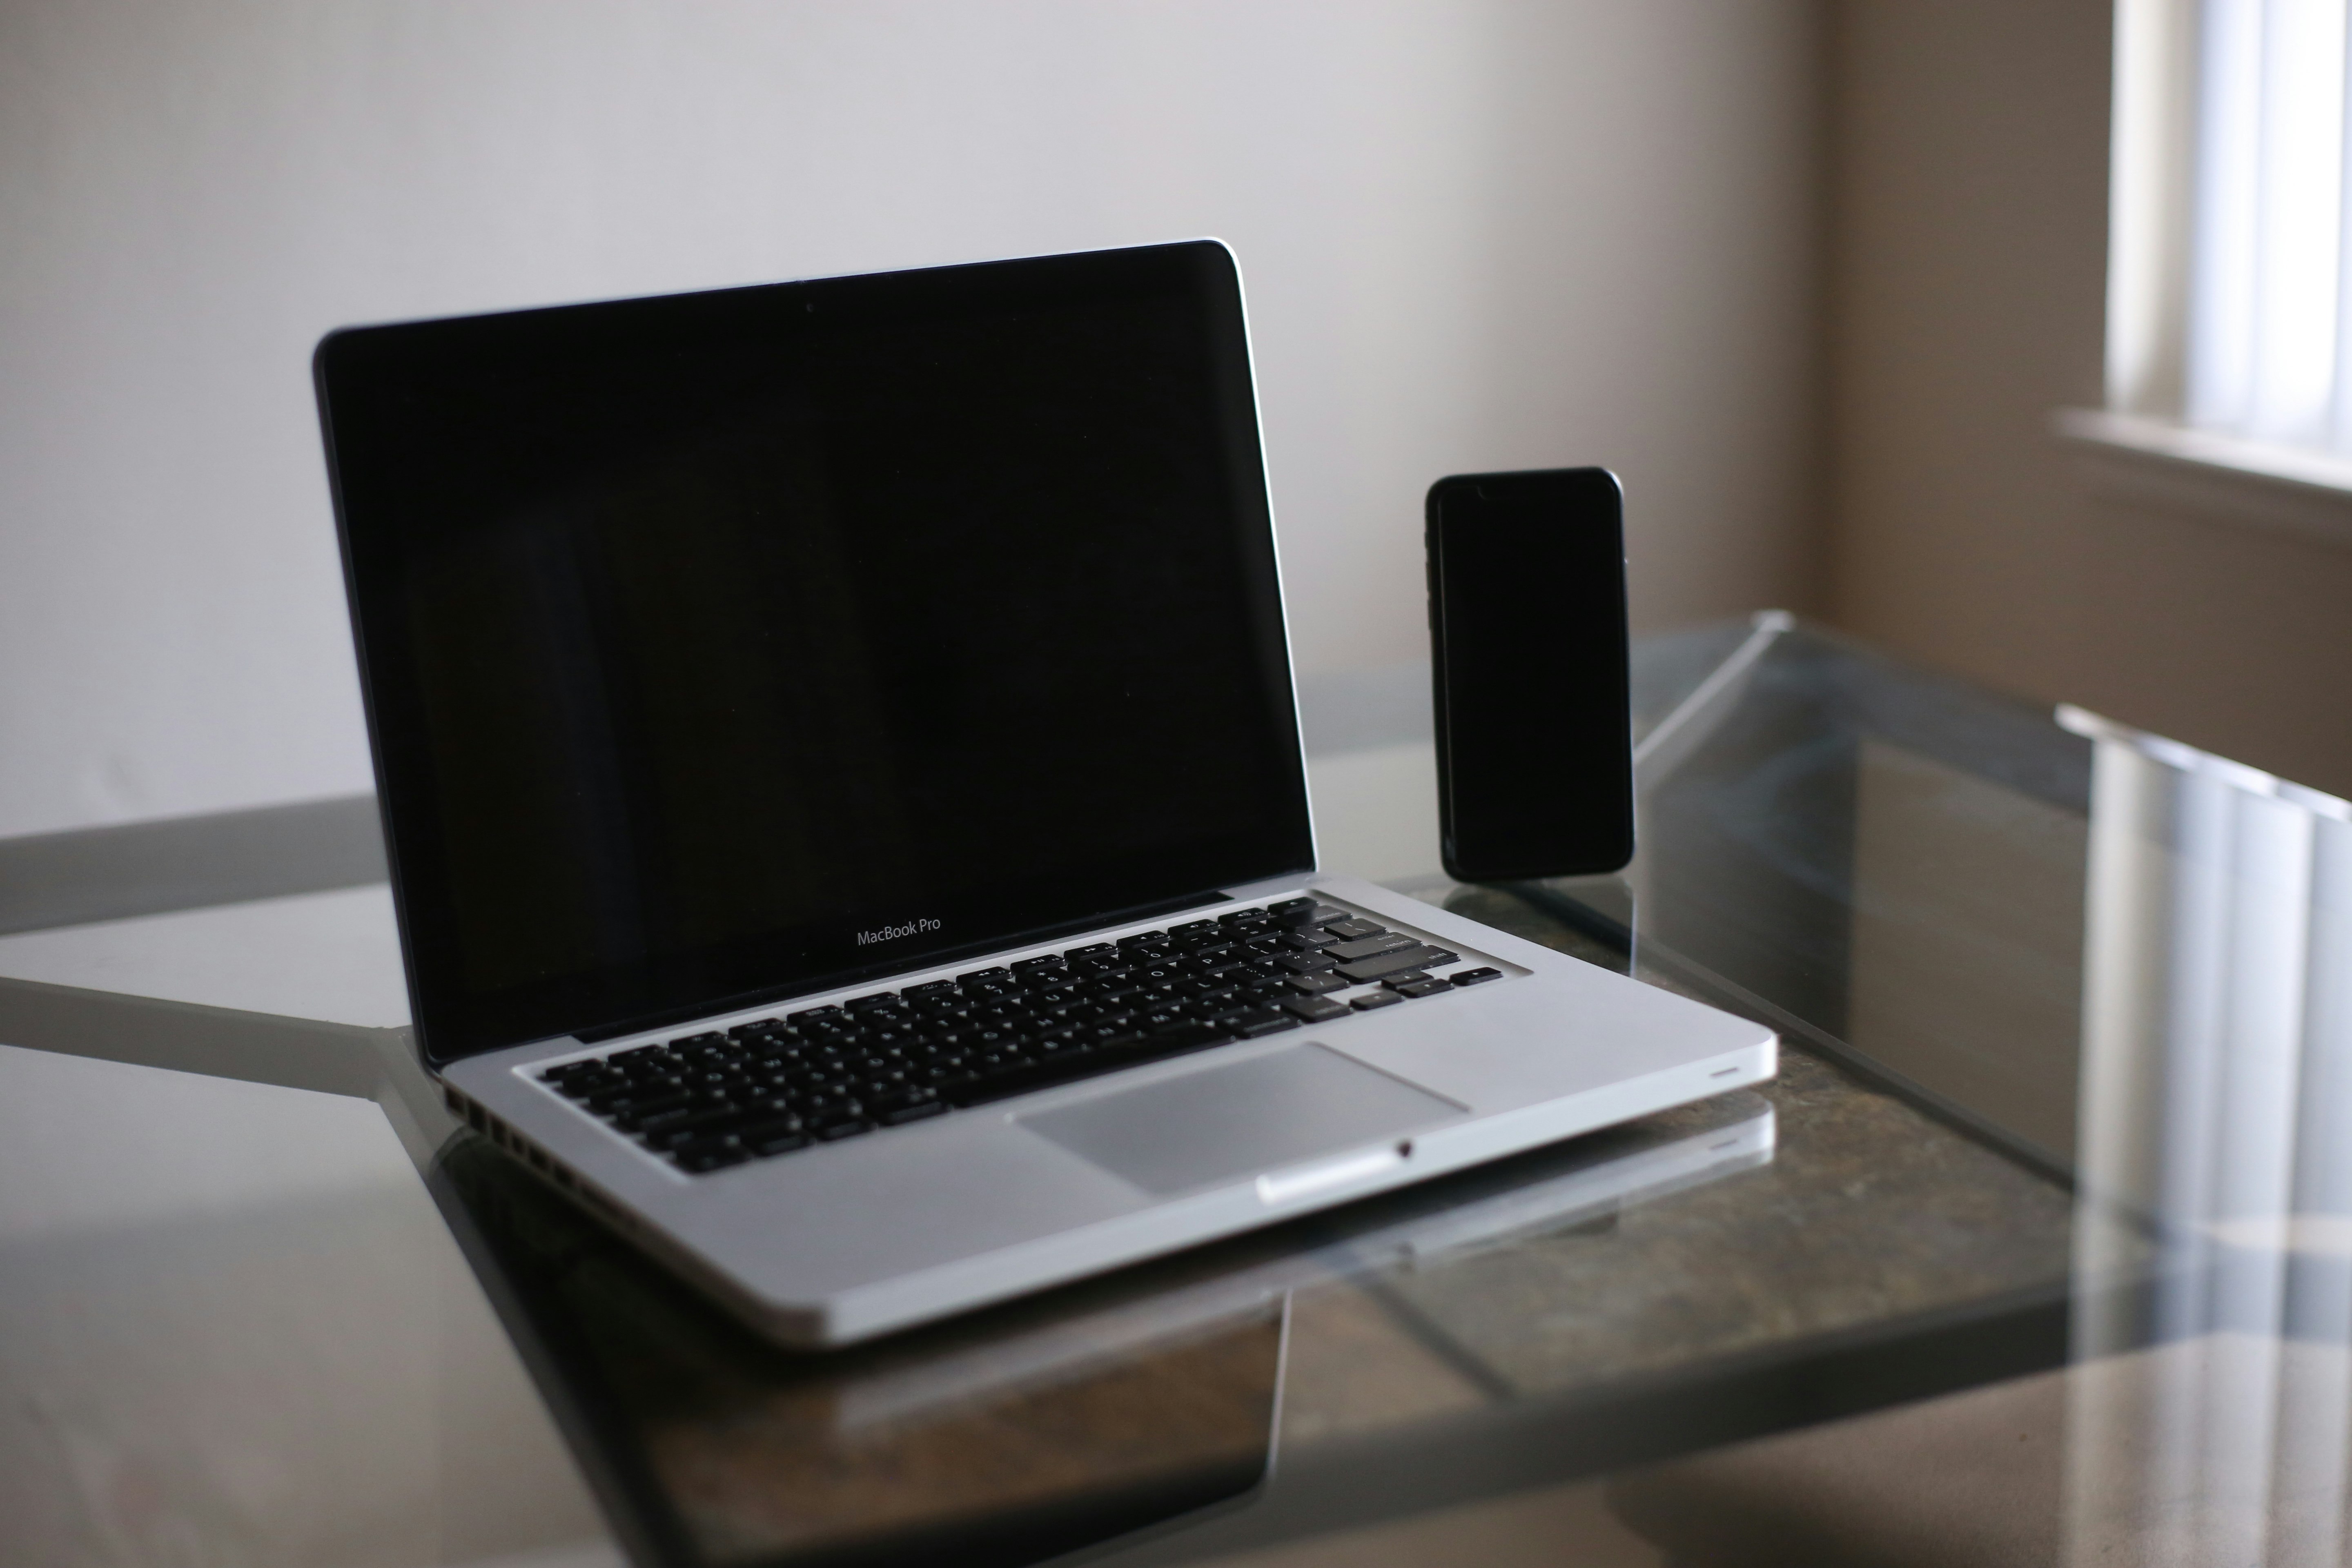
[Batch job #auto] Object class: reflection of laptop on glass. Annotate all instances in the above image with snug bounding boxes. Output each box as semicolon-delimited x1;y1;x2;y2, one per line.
315;239;1775;1348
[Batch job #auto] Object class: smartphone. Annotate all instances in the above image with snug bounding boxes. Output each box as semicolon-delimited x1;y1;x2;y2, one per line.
1426;466;1634;881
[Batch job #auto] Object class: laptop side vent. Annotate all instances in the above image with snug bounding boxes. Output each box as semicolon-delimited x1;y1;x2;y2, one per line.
441;1085;638;1232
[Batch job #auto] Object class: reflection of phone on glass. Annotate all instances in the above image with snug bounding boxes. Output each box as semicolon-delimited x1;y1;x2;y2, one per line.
1426;467;1635;882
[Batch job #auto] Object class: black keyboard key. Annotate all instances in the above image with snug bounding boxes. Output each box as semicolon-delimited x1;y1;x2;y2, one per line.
1335;944;1452;982
1391;978;1452;999
844;992;900;1013
551;1072;620;1099
1452;967;1504;986
1281;995;1350;1022
645;1120;753;1153
1150;1018;1234;1048
671;1031;727;1050
1422;949;1461;968
1350;990;1405;1011
1275;952;1339;976
1115;931;1166;949
1218;1008;1298;1039
874;1092;948;1126
1267;896;1316;915
815;1117;874;1141
791;1004;844;1023
632;1101;706;1133
1280;929;1337;951
1379;971;1429;988
726;1018;782;1038
746;1124;812;1157
1286;971;1350;996
603;1091;694;1124
610;1044;668;1064
595;1079;677;1107
1067;943;1114;960
585;1080;675;1112
1323;918;1387;942
674;1145;750;1174
1169;920;1218;937
1327;932;1415;962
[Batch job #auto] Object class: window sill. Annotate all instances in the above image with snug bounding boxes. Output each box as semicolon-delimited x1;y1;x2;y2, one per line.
2052;408;2352;551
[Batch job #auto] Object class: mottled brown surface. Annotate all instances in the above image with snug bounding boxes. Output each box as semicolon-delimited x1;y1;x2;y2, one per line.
1321;884;2078;1399
646;1313;1282;1564
1358;1045;2073;1396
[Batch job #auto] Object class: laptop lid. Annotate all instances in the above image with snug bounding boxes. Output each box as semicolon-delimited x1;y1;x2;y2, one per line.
316;241;1313;1068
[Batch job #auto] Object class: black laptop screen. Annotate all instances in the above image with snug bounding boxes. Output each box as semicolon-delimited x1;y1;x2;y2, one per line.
317;243;1312;1064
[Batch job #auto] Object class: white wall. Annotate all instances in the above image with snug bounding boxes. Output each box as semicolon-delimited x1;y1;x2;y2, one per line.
0;0;1822;837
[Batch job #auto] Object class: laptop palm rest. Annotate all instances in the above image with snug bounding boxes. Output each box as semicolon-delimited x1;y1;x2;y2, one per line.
1017;1043;1464;1198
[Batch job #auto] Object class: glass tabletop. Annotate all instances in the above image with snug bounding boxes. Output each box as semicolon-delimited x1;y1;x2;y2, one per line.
1;614;2335;1567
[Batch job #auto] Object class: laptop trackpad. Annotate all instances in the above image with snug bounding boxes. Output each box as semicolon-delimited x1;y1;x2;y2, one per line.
1017;1043;1463;1197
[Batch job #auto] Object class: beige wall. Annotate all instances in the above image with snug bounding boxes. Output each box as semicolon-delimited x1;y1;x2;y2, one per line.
0;0;1823;838
1824;0;2352;800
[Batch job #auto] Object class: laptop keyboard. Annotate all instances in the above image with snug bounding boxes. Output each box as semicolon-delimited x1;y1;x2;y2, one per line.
536;897;1504;1174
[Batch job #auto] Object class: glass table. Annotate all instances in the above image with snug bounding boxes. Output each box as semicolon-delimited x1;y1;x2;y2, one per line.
1;615;2335;1567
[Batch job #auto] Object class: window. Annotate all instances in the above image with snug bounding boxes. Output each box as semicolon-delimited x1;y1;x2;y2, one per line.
2109;0;2352;451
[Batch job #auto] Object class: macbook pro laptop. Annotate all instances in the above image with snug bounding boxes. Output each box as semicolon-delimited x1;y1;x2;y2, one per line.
314;239;1776;1348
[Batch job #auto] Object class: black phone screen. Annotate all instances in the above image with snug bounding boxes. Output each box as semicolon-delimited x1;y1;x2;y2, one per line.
1426;468;1633;881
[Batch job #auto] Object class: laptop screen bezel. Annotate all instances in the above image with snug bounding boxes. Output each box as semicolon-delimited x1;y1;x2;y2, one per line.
316;241;1314;1067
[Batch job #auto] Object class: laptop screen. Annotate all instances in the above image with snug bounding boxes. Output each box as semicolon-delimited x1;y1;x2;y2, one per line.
318;242;1313;1065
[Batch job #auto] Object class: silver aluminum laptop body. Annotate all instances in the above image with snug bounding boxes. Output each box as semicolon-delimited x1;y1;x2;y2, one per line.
442;873;1771;1346
319;239;1776;1349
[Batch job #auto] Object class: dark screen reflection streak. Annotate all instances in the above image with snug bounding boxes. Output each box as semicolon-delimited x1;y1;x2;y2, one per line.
424;1138;1282;1568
